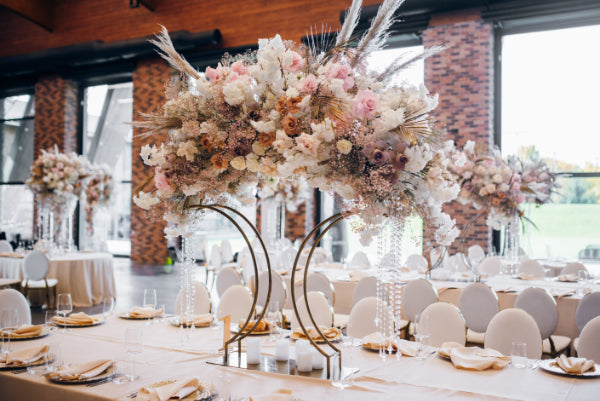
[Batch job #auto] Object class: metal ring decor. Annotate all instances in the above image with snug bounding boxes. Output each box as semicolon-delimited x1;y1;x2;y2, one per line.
291;212;352;379
186;201;272;364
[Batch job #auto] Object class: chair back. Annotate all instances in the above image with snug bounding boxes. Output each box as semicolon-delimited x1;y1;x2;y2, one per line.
349;251;370;268
256;270;287;310
518;259;544;278
279;247;298;270
402;278;438;322
577;315;600;363
209;244;221;269
216;285;253;321
467;245;485;263
353;276;379;305
215;267;243;298
294;272;335;306
479;256;501;275
458;282;499;333
0;240;12;252
221;239;234;263
175;281;212;315
0;288;31;325
514;287;557;340
23;250;50;281
380;253;394;268
406;254;428;272
347;297;393;338
560;262;587;276
420;302;466;347
484;308;542;359
289;291;334;330
576;292;600;333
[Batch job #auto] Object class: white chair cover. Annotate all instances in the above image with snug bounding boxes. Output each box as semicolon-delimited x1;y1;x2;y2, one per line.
560;262;587;276
279;247;298;270
518;259;544;278
215;267;243;298
514;287;558;340
347;297;394;339
216;285;253;321
576;292;600;333
175;281;212;315
577;316;600;363
402;278;438;322
23;250;50;281
289;291;334;330
467;245;485;264
479;256;501;275
0;288;31;325
221;239;234;264
484;308;543;359
238;247;254;284
210;244;222;269
380;253;394;268
405;254;428;272
0;240;13;252
458;282;499;333
294;272;335;306
256;270;287;310
349;251;370;268
353;276;379;305
420;302;466;347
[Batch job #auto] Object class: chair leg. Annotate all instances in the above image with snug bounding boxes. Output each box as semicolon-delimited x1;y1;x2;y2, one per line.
45;279;50;309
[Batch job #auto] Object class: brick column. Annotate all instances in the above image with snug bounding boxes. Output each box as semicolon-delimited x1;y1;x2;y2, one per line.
423;10;494;253
131;58;171;264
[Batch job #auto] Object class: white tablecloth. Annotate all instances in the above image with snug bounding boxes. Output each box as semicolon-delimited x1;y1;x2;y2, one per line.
0;316;597;400
0;252;116;307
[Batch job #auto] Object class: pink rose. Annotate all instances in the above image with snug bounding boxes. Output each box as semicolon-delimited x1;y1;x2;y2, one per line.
298;74;318;94
154;167;172;191
283;50;305;73
352;89;379;119
205;63;226;82
57;162;64;169
325;63;354;91
230;60;247;75
363;140;389;166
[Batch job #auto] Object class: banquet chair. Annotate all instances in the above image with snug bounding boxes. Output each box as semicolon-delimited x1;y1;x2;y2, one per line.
380;253;394;268
175;281;212;315
572;292;600;355
0;288;31;325
294;272;335;306
221;239;234;265
238;247;254;284
215;266;243;298
255;270;287;311
577;315;600;363
347;297;395;339
402;278;438;338
514;287;570;356
204;243;222;290
279;247;298;270
216;285;253;321
406;254;428;272
353;276;379;304
420;302;466;347
21;250;57;309
478;256;501;275
0;240;13;252
560;262;587;276
289;291;334;330
484;308;543;359
517;259;544;278
458;282;499;345
349;251;370;268
467;244;485;264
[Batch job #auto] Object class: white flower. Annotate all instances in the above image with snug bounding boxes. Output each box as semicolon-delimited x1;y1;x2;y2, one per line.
139;144;163;166
231;156;246;170
405;145;433;173
133;191;159;210
250;120;276;133
246;153;260;172
252;141;266;156
176;141;197;162
311;119;335;142
295;133;320;156
223;78;254;106
375;107;405;133
464;140;475;153
336;139;353;155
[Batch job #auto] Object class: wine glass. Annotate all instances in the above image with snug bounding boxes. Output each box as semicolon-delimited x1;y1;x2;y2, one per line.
265;301;281;341
57;293;72;332
143;289;157;309
102;297;115;320
414;313;431;360
1;308;19;355
115;327;143;383
331;349;356;401
45;309;57;333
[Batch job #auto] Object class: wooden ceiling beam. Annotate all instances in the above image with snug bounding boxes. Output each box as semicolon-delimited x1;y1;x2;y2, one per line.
0;0;53;31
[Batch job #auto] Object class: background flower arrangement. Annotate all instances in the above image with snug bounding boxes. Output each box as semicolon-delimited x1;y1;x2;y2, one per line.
84;165;114;234
258;177;311;212
133;0;460;245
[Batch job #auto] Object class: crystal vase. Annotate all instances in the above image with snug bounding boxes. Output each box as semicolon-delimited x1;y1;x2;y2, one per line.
88;206;110;252
260;198;284;249
55;194;78;253
35;195;56;253
179;235;196;343
502;214;521;275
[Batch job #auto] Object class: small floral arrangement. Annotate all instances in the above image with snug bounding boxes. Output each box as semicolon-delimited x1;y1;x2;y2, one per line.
84;165;113;231
258;177;311;212
133;0;459;245
508;155;559;205
26;146;91;203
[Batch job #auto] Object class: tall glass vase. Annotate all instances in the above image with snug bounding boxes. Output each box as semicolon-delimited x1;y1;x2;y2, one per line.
179;235;196;344
55;194;78;253
502;214;520;275
36;196;56;253
260;198;283;249
86;206;110;252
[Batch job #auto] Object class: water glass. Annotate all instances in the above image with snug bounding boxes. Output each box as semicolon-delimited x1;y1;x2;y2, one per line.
577;270;589;297
413;314;431;360
102;297;115;319
1;308;19;354
115;327;143;383
143;289;157;309
57;293;73;332
511;342;527;368
266;302;281;341
45;309;57;332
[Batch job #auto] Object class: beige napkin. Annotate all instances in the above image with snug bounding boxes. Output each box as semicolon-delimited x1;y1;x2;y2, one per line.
361;332;395;350
557;274;578;282
394;339;419;357
518;273;540;280
2;324;43;338
0;252;24;258
439;342;509;371
0;344;49;366
250;389;293;401
128;307;163;318
136;377;200;401
179;313;213;327
555;355;596;374
238;318;270;332
293;326;340;341
53;312;96;325
349;270;368;281
51;359;114;380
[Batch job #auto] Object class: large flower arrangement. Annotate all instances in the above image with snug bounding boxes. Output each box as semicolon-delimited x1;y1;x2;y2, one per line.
258;177;311;212
133;0;459;245
84;165;113;232
508;155;558;205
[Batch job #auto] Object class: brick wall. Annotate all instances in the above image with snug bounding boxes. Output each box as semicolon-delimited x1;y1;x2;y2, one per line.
130;58;171;264
423;10;494;253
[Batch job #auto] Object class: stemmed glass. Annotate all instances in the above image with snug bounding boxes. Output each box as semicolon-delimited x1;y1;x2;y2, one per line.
265;302;281;341
57;293;72;332
414;314;431;360
1;308;19;355
102;297;115;320
45;309;57;333
115;327;143;383
331;348;356;401
143;289;157;309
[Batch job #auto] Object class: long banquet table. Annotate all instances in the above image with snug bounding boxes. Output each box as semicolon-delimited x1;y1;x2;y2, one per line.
0;252;116;307
1;315;598;401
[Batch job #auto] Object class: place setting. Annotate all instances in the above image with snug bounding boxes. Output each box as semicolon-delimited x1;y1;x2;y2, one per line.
120;289;164;320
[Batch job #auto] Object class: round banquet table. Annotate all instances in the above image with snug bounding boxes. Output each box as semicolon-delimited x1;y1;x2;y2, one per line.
0;251;115;307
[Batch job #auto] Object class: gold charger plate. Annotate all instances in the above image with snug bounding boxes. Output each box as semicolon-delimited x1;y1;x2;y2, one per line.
46;363;118;384
1;326;51;341
54;318;103;328
539;360;600;378
145;379;217;400
290;331;342;343
0;352;55;370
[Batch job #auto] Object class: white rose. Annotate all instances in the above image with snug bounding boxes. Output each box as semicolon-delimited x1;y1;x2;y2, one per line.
252;141;266;156
246;153;260;172
336;139;353;155
231;156;246;170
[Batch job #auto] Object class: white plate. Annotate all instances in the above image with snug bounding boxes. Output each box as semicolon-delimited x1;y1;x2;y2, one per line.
539;360;600;378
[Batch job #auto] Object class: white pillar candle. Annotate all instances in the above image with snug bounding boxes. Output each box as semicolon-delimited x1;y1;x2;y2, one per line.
295;339;310;361
246;337;261;365
312;349;325;369
297;350;313;372
275;339;289;361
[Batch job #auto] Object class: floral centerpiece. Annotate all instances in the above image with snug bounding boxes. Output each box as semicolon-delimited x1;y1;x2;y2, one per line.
84;165;113;235
508;154;559;206
133;0;460;246
258;177;311;213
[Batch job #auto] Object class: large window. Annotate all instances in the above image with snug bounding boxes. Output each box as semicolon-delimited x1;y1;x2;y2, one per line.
0;94;34;242
501;25;600;260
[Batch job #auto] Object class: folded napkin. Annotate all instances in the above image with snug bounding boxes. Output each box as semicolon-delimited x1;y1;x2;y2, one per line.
0;252;24;258
361;332;419;356
555;355;596;374
293;326;340;341
179;313;213;327
349;271;368;281
239;318;271;332
250;389;293;401
557;274;578;282
438;342;510;371
136;377;200;401
517;273;540;280
394;339;419;357
53;312;96;325
50;359;114;380
128;307;164;318
1;324;43;338
0;344;48;366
